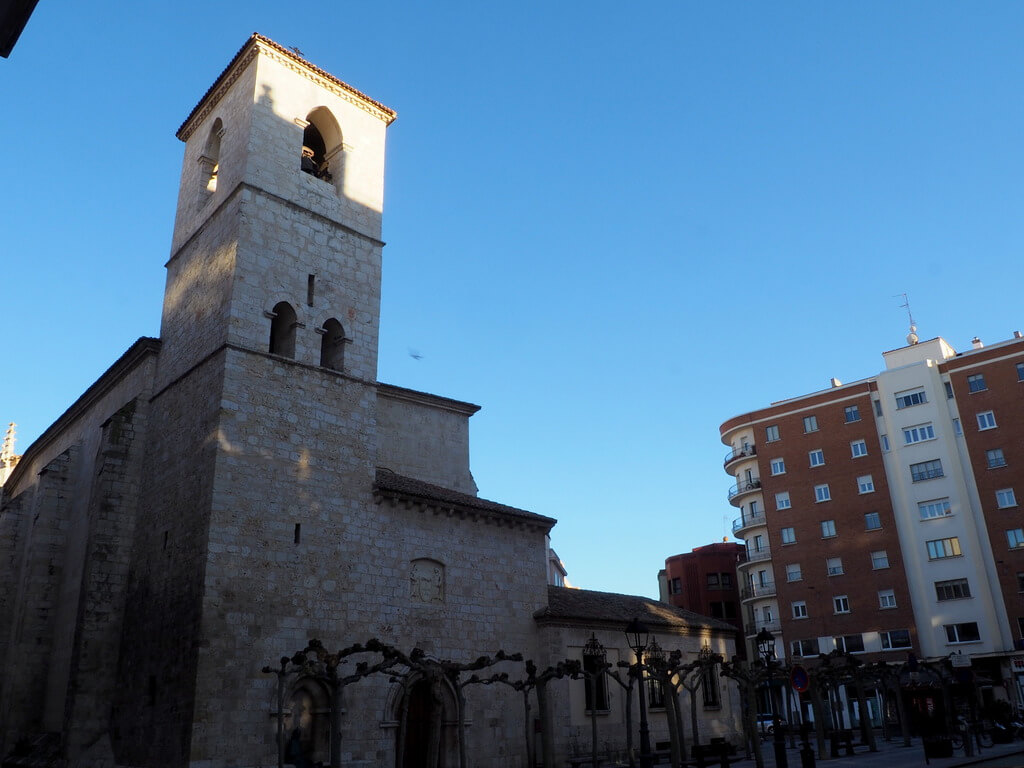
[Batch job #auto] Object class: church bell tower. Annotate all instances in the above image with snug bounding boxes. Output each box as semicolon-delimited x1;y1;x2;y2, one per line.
158;34;396;390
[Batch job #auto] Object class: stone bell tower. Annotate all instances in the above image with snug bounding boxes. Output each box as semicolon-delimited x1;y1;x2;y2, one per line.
114;37;398;767
158;33;396;389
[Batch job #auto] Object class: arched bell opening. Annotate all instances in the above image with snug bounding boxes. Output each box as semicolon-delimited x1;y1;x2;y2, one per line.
198;117;223;205
269;301;298;358
319;318;346;371
300;107;344;189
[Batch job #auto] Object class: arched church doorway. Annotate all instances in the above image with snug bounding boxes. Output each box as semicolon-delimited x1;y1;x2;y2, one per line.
286;678;330;766
395;675;455;768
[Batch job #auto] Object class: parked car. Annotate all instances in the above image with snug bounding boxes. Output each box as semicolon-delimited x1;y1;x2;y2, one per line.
756;715;787;735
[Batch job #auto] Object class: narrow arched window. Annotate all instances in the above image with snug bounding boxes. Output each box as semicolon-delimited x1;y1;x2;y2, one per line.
199;118;223;202
269;302;297;358
319;318;345;371
300;108;343;186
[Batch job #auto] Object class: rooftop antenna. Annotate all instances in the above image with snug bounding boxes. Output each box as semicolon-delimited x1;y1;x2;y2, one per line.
896;292;918;345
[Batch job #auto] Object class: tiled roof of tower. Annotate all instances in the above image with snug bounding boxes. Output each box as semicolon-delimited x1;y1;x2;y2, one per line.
535;586;737;633
177;33;397;139
374;469;556;531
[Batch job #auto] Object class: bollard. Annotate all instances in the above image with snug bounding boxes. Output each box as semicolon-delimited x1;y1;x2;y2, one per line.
799;724;816;768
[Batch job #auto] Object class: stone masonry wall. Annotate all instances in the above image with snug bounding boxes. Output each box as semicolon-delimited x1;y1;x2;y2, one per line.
0;491;29;720
64;398;150;762
0;447;77;751
375;391;478;494
112;355;225;768
184;347;552;767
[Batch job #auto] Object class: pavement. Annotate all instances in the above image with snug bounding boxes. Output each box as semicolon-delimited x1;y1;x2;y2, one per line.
735;734;1024;768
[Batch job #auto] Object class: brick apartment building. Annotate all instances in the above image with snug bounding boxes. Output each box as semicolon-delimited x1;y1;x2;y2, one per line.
661;542;746;656
720;329;1024;715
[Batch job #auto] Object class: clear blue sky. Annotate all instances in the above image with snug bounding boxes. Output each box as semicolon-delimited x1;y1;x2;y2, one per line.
4;2;1024;599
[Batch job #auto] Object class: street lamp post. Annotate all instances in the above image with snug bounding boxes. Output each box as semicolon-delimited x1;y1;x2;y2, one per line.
626;618;654;768
756;628;788;768
582;633;606;768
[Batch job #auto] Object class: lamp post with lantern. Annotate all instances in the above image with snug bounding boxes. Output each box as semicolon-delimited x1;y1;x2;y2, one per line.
582;633;607;768
625;618;655;768
756;628;788;768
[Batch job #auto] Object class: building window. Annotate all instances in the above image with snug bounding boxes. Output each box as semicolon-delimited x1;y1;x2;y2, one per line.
978;411;997;430
701;666;721;707
669;577;681;594
874;400;883;417
720;573;732;588
319;318;346;371
935;578;971;601
987;449;1007;469
792;601;808;619
903;424;935;444
870;550;889;570
851;439;868;458
809;449;825;467
844;405;861;423
765;425;780;442
952;419;962;436
752;534;765;553
834;634;863;653
865;512;882;530
1018;573;1024;592
1007;529;1024;549
583;652;609;711
791;638;820;658
803;415;819;433
858;475;875;494
646;677;665;709
786;563;802;582
833;595;850;614
998;489;1018;509
880;630;912;650
710;601;736;619
895;389;927;409
945;381;955;399
879;589;897;609
815;484;831;503
1017;362;1024;382
910;459;944;482
945;622;981;644
826;557;843;576
770;458;785;475
781;527;796;545
268;301;298;358
820;520;836;538
881;434;890;451
707;573;720;589
918;498;952;520
927;537;962;559
967;374;987;393
775;492;791;510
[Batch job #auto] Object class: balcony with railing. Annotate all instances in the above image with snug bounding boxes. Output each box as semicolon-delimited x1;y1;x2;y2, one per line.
727;478;761;506
744;619;782;636
739;547;772;565
741;581;777;601
724;444;757;470
732;510;766;535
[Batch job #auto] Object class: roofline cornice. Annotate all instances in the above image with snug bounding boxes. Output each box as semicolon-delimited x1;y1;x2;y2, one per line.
177;33;397;142
374;485;556;533
377;382;480;417
3;337;160;493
